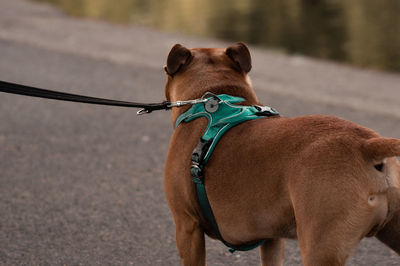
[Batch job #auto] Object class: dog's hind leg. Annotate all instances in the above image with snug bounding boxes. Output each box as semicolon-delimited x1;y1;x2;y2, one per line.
294;204;373;266
376;188;400;255
296;224;361;266
376;210;400;255
290;173;383;265
260;238;285;266
175;215;206;266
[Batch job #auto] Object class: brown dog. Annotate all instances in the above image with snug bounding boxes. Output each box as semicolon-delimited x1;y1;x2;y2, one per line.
163;42;400;266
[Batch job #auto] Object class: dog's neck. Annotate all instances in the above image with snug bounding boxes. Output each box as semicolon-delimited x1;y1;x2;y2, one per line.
169;83;259;127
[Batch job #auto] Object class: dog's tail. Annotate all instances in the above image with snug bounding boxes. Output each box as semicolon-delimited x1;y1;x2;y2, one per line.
363;137;400;160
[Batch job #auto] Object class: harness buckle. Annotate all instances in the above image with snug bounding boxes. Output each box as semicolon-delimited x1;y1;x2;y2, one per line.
190;164;202;178
254;105;279;117
191;139;213;164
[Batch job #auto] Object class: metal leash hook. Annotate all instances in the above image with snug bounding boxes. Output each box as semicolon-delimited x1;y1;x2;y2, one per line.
138;97;209;115
136;108;152;115
168;98;209;108
136;92;222;115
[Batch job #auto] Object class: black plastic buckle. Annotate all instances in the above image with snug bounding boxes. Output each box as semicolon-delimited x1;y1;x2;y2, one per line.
190;164;203;184
190;164;202;177
190;138;213;185
191;139;212;164
254;105;279;117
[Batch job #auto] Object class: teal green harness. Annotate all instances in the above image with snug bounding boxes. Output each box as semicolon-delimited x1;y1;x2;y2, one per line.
175;93;279;253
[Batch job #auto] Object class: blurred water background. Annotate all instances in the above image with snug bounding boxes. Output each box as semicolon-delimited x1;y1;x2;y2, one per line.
34;0;400;72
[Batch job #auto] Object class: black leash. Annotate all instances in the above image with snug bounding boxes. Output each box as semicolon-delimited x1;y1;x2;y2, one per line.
0;80;171;114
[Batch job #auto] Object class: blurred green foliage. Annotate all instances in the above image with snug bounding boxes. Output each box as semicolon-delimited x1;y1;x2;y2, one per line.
34;0;400;72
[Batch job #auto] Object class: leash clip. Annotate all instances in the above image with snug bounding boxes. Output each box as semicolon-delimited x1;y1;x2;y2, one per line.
168;98;209;108
137;108;152;115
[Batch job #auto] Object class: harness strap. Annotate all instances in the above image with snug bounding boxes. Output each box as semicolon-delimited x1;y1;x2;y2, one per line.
176;93;279;253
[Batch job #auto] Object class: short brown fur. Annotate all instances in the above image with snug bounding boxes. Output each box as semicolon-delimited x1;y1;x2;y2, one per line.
163;43;400;266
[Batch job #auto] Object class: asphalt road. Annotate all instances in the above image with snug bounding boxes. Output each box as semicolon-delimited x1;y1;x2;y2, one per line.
0;0;399;265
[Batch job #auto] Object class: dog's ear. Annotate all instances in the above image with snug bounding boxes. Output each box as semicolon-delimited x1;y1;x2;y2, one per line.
164;44;192;76
225;42;252;73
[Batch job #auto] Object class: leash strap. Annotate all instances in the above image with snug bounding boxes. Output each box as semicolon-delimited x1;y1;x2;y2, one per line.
176;94;279;253
0;80;170;114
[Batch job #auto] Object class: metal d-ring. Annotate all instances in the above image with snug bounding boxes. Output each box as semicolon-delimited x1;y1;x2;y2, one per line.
202;92;222;113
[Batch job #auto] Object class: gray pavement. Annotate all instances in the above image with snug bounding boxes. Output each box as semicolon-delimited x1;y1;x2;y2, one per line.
0;0;399;265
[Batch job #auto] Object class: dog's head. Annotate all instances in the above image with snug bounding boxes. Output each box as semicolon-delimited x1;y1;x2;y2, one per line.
163;43;258;106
